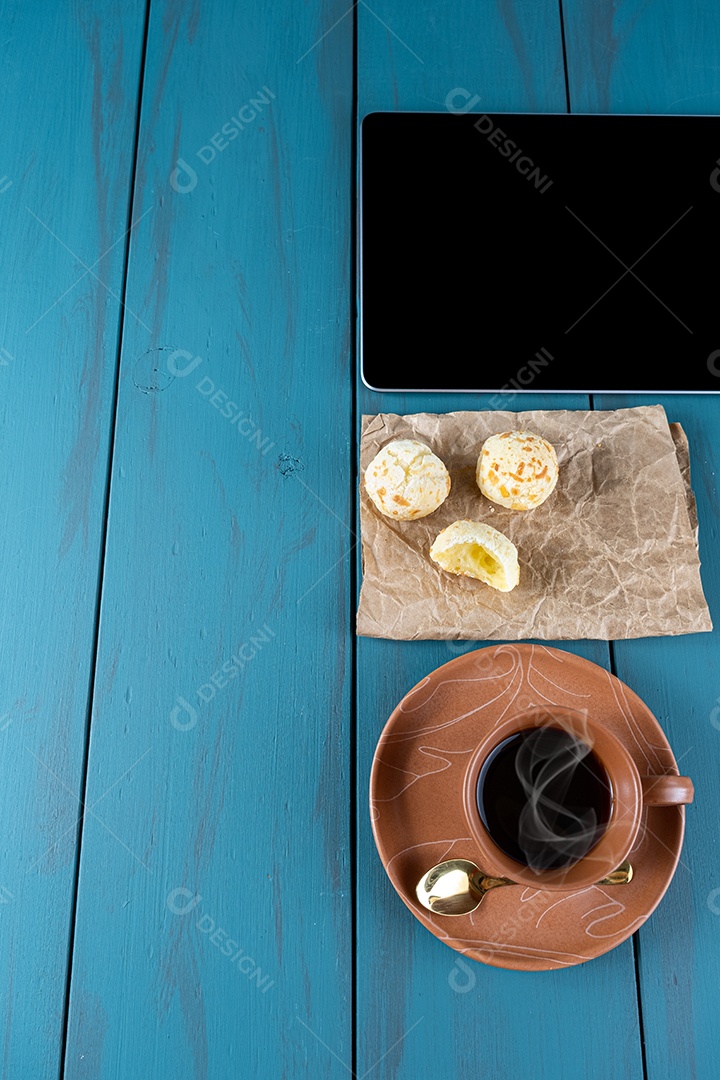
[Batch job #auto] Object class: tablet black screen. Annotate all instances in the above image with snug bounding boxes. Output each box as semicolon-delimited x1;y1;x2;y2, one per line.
360;111;720;393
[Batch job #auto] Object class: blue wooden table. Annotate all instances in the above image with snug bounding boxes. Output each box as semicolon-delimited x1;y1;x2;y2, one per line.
1;2;718;1076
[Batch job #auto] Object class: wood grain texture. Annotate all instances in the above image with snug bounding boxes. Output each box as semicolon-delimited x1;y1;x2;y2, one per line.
4;1;716;1074
563;3;720;1075
597;393;720;1079
0;2;145;1075
61;1;353;1077
563;0;720;115
357;3;643;1078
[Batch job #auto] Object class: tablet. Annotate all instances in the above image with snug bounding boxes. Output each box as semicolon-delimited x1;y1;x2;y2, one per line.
360;111;720;393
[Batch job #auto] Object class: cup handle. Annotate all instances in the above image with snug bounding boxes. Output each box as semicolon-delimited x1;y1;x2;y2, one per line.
641;774;694;806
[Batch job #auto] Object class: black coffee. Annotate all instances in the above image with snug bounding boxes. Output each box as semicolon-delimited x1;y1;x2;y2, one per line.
477;727;613;872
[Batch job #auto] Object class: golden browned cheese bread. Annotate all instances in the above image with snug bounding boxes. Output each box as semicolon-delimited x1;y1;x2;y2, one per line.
364;439;451;519
477;431;558;510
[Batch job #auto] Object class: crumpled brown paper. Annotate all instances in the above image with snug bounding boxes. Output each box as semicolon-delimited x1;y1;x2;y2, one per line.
357;406;712;641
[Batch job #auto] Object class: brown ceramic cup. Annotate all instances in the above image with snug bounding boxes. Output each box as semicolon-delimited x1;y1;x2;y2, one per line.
462;706;694;891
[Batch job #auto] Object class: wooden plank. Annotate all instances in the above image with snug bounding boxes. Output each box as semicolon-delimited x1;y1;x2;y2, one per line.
0;3;145;1075
563;3;720;1075
592;394;720;1080
357;3;643;1078
61;1;353;1076
563;0;720;115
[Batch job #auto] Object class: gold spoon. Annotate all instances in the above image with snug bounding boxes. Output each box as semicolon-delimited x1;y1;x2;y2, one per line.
416;858;634;916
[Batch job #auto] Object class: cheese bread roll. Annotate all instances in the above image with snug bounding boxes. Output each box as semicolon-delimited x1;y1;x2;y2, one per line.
429;520;519;592
364;439;451;520
477;431;558;510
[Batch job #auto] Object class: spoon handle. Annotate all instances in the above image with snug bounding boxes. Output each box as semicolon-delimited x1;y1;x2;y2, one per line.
472;874;515;898
474;861;633;896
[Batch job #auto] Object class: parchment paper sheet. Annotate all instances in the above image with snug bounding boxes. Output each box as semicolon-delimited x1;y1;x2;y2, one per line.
357;406;712;641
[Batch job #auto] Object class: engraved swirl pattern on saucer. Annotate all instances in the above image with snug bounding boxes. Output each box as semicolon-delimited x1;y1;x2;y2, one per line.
370;644;685;971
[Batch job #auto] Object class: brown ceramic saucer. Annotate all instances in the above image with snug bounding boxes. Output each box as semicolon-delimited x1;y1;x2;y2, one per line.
370;644;687;971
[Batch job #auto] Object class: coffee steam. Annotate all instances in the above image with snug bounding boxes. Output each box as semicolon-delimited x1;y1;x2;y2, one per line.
477;727;612;873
